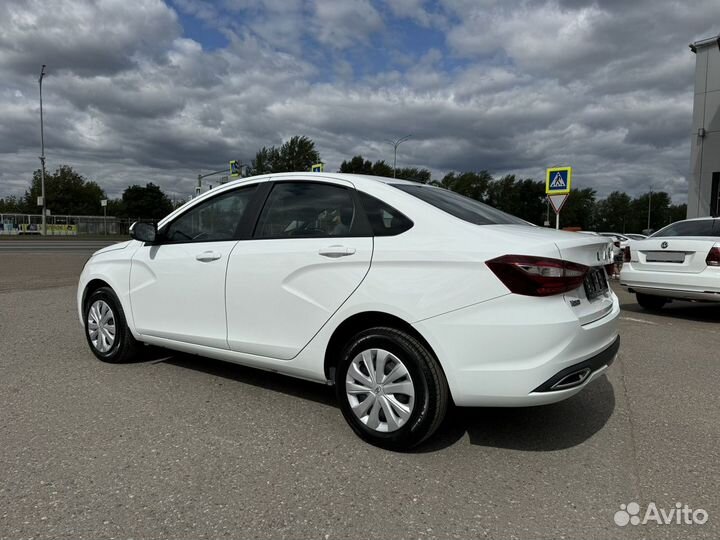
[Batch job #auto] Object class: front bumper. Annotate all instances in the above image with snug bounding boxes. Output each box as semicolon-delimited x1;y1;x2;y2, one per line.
413;291;620;407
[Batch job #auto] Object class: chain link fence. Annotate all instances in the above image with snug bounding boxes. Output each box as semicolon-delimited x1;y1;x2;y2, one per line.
0;213;155;236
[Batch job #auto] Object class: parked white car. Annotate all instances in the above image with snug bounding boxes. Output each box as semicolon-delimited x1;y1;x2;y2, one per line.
78;173;620;449
599;232;630;259
620;217;720;309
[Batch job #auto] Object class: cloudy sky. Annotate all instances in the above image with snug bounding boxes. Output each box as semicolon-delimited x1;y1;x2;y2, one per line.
1;0;719;202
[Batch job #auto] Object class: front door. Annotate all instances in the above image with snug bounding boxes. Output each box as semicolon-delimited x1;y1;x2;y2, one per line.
226;180;372;360
130;185;258;349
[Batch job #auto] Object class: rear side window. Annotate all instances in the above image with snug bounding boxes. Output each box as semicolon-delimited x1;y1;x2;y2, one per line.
255;182;357;238
652;219;719;237
358;192;413;236
393;184;528;226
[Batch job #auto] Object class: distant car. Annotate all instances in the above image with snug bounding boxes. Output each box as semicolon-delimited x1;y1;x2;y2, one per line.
599;232;629;259
78;173;619;449
624;233;648;241
620;217;720;309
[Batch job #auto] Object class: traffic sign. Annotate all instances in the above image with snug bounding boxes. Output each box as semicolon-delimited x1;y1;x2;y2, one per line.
230;160;241;177
101;199;108;207
548;194;569;213
546;166;572;195
311;162;324;173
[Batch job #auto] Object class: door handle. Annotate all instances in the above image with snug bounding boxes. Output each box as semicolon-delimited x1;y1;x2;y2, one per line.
318;245;356;258
195;251;222;262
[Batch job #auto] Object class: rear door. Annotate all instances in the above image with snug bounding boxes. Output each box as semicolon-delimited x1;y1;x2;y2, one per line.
225;179;373;360
630;219;720;274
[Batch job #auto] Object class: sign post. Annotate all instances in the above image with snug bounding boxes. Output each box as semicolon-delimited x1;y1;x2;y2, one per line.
101;199;108;235
545;166;572;229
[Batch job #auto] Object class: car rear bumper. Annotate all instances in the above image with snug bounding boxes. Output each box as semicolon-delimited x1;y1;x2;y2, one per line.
620;265;720;302
413;291;620;407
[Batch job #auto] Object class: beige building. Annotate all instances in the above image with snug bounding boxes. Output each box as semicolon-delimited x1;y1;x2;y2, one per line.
688;35;720;218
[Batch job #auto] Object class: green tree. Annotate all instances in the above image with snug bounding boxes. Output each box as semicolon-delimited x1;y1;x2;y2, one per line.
117;183;173;220
22;165;105;215
338;156;400;179
668;203;687;224
0;195;23;213
370;160;394;177
558;187;597;230
630;191;671;233
249;136;320;175
339;155;374;175
485;175;547;224
594;191;632;232
439;171;492;200
394;167;432;183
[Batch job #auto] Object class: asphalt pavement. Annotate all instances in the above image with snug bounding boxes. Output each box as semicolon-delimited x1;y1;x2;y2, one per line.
0;239;119;252
0;251;718;539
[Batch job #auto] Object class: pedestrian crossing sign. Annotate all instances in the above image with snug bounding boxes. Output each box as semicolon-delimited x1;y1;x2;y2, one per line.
546;166;572;195
230;160;241;177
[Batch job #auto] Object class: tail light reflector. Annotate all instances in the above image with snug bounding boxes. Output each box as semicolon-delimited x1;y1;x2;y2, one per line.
486;255;589;297
706;247;720;267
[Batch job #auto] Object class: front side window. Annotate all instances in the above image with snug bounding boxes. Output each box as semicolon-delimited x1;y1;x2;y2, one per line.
255;182;356;238
651;219;719;237
164;186;256;243
393;184;529;226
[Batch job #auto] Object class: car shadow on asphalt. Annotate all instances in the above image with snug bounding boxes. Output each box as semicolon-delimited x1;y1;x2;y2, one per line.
620;300;720;322
414;375;616;453
148;347;337;408
143;347;616;453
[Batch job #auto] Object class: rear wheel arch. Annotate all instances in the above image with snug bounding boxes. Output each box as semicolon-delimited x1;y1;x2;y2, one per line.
323;311;444;383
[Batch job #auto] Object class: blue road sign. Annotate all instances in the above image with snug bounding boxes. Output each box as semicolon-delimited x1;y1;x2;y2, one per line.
545;167;572;195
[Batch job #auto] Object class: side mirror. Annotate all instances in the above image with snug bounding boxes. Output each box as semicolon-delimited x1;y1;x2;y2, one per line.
130;222;157;243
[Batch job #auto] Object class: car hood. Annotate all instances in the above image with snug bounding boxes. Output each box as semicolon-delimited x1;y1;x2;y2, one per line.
92;240;133;257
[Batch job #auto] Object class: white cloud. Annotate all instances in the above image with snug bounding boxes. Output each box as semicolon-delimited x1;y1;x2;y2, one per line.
0;0;718;204
313;0;384;48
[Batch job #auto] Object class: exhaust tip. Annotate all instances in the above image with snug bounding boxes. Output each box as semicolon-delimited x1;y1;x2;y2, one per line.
550;368;592;390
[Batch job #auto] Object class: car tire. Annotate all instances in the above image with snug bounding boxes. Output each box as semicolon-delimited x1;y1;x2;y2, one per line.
335;327;449;450
636;293;667;310
84;286;140;363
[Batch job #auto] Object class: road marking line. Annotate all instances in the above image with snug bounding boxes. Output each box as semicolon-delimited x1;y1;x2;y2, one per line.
620;316;659;325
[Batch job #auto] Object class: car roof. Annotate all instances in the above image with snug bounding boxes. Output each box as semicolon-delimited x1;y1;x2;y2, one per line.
222;172;419;189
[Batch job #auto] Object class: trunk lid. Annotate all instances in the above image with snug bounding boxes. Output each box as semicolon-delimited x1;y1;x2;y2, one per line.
630;236;719;274
483;225;615;325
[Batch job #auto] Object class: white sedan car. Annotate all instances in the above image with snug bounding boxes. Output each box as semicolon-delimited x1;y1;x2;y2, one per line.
78;173;620;449
620;217;720;309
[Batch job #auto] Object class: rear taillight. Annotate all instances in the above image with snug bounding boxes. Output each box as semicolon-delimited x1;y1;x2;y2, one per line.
706;247;720;267
623;246;631;262
486;255;589;297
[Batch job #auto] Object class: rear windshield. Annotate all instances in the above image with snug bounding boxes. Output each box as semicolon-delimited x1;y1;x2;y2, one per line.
392;184;529;226
651;219;720;237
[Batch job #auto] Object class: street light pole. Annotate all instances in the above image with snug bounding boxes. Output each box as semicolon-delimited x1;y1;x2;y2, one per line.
385;135;412;178
39;64;47;236
647;188;652;232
